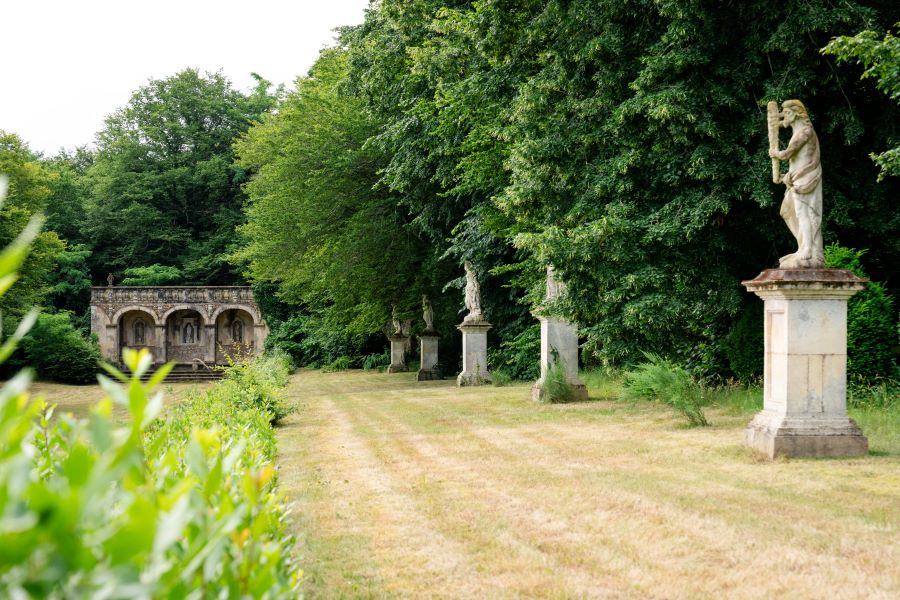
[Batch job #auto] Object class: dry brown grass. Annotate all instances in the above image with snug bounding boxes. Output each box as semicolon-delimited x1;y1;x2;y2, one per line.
29;380;215;421
277;369;900;599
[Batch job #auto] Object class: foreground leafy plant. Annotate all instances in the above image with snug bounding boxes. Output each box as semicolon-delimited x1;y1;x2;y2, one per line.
0;182;300;597
622;353;710;427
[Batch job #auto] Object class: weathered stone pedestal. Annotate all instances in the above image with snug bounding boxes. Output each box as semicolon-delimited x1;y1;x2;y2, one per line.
532;316;587;401
417;333;441;381
457;319;492;386
387;334;409;373
742;269;868;458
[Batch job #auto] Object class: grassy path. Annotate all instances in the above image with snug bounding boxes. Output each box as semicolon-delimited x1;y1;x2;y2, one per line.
276;369;900;599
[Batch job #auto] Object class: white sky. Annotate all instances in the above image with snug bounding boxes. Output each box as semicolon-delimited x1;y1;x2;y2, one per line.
0;0;371;155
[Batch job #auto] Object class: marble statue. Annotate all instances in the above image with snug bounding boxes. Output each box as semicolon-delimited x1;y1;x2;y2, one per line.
545;265;566;301
767;99;824;269
463;261;483;322
422;295;434;331
391;305;402;335
107;272;115;287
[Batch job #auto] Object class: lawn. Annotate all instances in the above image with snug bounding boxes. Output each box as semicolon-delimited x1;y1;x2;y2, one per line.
277;369;900;599
30;379;215;421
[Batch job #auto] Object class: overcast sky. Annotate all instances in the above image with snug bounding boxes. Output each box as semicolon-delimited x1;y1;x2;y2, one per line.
1;0;370;155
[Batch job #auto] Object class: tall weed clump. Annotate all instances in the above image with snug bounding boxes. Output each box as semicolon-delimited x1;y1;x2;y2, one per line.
539;360;577;403
622;353;710;427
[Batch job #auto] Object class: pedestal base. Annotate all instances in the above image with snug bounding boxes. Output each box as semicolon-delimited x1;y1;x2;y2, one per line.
531;382;588;402
417;333;441;380
744;411;868;458
532;315;586;402
457;371;491;386
457;320;492;387
387;334;408;373
742;269;868;458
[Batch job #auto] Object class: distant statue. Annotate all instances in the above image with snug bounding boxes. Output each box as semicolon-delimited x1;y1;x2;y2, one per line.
545;265;567;301
422;295;434;331
232;320;243;343
182;322;195;344
107;272;115;287
463;261;483;322
391;305;402;335
133;319;145;345
767;99;824;269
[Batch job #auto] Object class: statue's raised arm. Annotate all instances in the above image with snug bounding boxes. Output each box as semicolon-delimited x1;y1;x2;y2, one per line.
766;99;824;269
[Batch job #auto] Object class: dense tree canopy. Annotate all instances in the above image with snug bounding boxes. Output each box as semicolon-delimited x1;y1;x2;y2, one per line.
76;69;277;285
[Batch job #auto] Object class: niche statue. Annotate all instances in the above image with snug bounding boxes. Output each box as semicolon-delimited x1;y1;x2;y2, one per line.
767;99;824;269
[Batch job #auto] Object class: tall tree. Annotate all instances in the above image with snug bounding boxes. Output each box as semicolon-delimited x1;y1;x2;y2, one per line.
234;49;450;343
81;70;277;285
0;131;64;323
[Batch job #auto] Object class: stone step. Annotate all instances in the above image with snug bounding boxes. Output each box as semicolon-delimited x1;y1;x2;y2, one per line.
120;364;225;383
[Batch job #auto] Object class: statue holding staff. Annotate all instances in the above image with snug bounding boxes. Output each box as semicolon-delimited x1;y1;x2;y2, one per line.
767;99;824;269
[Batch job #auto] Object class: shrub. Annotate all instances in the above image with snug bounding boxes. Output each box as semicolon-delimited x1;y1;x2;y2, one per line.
824;244;897;380
362;349;390;371
722;302;764;384
20;311;101;384
0;349;300;597
621;353;710;427
488;324;540;381
491;370;513;387
321;355;352;372
219;350;294;424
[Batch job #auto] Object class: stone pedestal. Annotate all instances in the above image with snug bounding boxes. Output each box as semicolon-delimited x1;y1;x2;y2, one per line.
532;316;588;402
417;333;441;381
742;269;868;458
457;320;492;386
387;334;409;373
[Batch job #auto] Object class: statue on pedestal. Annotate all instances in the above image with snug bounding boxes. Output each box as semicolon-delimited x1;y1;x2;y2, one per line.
767;99;824;269
545;265;566;301
107;272;115;287
391;305;402;336
463;261;483;322
422;295;434;332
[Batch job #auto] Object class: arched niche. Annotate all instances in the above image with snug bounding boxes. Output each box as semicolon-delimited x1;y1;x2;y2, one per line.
118;309;161;362
165;308;206;364
215;308;255;363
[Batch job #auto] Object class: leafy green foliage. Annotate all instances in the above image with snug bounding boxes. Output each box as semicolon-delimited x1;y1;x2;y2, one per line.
362;350;391;371
234;49;450;345
19;311;101;384
46;243;92;320
0;179;300;597
488;324;540;381
0;132;63;320
217;350;295;423
334;0;900;375
622;353;710;427
824;244;897;380
722;303;764;384
120;263;184;286
78;70;277;285
824;22;900;179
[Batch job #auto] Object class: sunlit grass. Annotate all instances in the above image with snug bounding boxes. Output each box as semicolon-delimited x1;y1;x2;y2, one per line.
277;369;900;599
